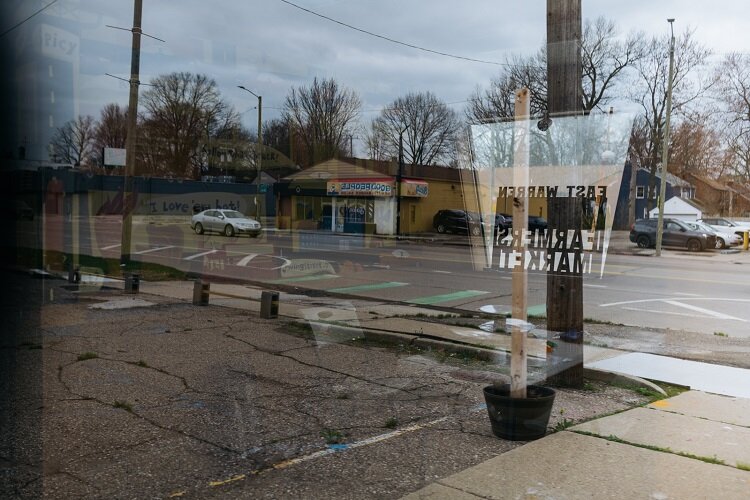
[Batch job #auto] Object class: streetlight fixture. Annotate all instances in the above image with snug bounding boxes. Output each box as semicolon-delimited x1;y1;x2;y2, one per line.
655;18;676;257
396;125;409;237
238;85;262;219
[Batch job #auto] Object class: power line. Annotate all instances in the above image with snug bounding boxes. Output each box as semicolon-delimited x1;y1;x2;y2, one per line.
278;0;510;67
0;0;59;38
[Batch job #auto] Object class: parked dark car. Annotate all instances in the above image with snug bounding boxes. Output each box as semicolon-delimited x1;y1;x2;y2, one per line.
528;216;547;232
629;218;713;252
494;213;511;236
433;209;482;236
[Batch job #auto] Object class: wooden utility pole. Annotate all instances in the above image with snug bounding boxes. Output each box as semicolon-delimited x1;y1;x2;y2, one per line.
546;0;584;387
120;0;143;267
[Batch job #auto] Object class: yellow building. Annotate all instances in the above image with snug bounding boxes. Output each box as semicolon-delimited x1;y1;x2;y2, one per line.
276;158;471;235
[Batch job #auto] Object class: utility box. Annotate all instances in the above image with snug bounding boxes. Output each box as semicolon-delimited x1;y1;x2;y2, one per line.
124;273;140;294
260;291;279;319
193;280;210;306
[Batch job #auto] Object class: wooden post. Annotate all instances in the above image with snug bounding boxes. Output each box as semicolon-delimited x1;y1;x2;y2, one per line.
510;88;530;398
546;0;584;387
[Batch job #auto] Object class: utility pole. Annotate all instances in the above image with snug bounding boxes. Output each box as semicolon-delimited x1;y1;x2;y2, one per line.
545;0;584;387
655;19;676;257
120;0;143;267
238;86;262;218
396;125;409;236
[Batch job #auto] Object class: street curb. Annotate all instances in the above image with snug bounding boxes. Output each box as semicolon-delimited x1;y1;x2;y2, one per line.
582;368;668;396
284;320;670;395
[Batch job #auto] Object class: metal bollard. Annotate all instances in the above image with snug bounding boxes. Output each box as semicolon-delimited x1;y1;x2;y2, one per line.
124;272;140;294
192;280;210;306
744;231;749;251
68;266;81;284
260;291;279;319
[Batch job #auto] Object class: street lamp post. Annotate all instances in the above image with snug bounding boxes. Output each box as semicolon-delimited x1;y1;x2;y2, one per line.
238;85;262;219
655;18;676;257
396;125;409;237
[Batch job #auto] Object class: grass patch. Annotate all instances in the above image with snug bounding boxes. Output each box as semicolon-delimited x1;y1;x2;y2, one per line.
610;380;688;403
77;352;98;361
713;331;728;337
552;418;574;432
736;461;750;471
136;360;149;368
113;400;133;412
584;318;624;326
384;417;398;429
28;250;186;281
320;428;345;445
582;381;599;392
676;452;725;466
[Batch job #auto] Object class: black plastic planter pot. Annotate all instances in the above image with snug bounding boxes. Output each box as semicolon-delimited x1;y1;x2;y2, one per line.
483;384;556;441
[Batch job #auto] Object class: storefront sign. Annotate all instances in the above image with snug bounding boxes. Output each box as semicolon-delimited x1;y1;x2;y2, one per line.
402;180;429;197
327;180;393;197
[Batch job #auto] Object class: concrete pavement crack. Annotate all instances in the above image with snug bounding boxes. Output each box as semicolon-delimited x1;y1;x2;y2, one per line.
225;333;419;397
53;357;240;456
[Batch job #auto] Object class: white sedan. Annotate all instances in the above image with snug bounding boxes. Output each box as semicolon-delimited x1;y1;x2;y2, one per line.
686;221;740;248
191;209;261;237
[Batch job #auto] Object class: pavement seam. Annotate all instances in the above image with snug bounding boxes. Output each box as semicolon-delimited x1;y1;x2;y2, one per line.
645;404;750;430
568;429;737;469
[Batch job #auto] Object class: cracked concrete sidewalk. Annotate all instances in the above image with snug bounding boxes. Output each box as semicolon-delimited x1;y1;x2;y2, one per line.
2;278;655;499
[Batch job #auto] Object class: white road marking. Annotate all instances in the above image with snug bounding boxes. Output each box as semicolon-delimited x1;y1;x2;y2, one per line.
600;297;750;307
673;292;702;297
100;243;121;250
184;249;218;261
366;264;391;269
662;300;746;322
134;245;175;255
583;284;607;288
235;254;292;270
620;306;722;319
236;254;258;266
433;270;452;274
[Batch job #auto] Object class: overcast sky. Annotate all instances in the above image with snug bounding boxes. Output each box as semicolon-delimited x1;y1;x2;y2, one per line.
13;0;750;154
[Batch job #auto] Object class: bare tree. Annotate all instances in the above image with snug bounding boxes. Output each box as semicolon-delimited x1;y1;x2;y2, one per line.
668;112;726;179
93;103;128;167
630;27;713;209
50;115;97;167
140;72;239;177
368;91;460;166
581;17;646;111
282;77;361;167
715;53;750;181
466;50;547;123
467;17;644;124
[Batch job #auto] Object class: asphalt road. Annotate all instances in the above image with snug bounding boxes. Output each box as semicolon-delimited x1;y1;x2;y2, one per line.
20;216;750;338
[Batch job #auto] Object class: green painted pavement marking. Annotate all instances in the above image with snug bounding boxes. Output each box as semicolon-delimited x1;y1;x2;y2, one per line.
527;304;547;317
329;282;408;293
408;290;488;305
268;274;339;284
